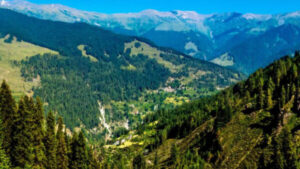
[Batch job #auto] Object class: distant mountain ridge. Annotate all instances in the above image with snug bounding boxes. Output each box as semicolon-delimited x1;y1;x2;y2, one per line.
1;0;300;73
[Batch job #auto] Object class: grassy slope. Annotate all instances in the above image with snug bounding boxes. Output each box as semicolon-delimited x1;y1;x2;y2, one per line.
143;98;297;169
105;55;300;169
146;119;215;168
77;45;98;62
125;40;184;73
0;35;58;98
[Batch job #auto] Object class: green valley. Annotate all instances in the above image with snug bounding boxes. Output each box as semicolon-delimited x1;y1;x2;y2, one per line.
0;8;244;143
101;52;300;169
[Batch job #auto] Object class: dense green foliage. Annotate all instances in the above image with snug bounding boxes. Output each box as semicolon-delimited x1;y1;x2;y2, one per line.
0;81;100;169
20;53;170;129
45;111;57;169
103;52;300;168
0;81;16;157
0;119;10;169
0;9;131;60
56;117;69;169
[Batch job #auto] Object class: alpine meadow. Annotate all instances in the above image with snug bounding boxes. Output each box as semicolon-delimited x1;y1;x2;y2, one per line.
0;0;299;169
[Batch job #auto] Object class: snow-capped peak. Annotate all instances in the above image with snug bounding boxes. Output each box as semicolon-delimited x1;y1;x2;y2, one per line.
139;9;162;15
242;13;272;20
139;9;174;17
172;10;211;21
283;11;300;18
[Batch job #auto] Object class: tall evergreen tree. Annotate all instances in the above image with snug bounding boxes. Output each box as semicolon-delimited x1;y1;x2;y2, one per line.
31;97;47;169
11;97;34;168
0;142;10;169
0;119;10;169
273;138;284;169
44;111;57;169
88;148;99;169
275;69;282;87
280;86;287;107
265;88;273;109
56;117;68;169
0;80;17;157
291;64;298;82
64;130;71;165
265;78;275;109
281;128;297;169
257;77;265;109
293;82;299;114
70;131;88;169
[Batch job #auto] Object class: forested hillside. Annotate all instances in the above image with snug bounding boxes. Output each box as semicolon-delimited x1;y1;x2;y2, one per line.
0;51;298;169
0;8;244;140
102;52;300;169
0;81;100;169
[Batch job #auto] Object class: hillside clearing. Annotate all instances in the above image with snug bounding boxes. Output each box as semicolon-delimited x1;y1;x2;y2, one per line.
0;35;58;98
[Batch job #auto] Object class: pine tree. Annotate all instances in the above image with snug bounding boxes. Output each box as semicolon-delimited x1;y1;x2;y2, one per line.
0;119;10;169
0;143;10;169
275;69;281;87
56;117;68;169
224;103;233;124
70;131;88;169
279;60;287;77
272;128;297;169
11;97;34;168
292;78;299;114
281;128;297;169
273;138;284;169
291;63;298;82
88;148;99;169
32;97;46;169
44;111;57;169
245;90;251;102
265;88;273;109
280;86;287;107
64;130;71;164
257;77;265;109
24;96;35;114
265;78;275;109
0;80;17;157
290;83;296;101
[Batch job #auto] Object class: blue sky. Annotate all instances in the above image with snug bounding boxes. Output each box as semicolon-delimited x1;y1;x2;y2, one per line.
27;0;300;14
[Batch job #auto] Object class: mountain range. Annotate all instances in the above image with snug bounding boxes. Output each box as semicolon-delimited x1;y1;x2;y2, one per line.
0;8;243;141
1;0;300;74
